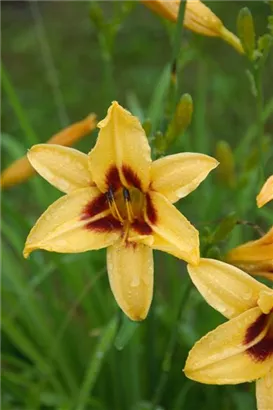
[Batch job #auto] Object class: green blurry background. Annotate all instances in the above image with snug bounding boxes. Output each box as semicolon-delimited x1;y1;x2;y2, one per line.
1;1;273;409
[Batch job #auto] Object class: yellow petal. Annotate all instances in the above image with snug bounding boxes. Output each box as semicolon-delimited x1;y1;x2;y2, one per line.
145;191;199;264
151;153;218;203
107;241;154;321
142;0;243;53
256;367;273;410
27;144;93;193
187;258;268;319
230;261;273;282
258;289;273;314
1;113;97;190
257;175;273;208
88;101;151;193
227;227;273;263
24;187;121;257
184;307;273;384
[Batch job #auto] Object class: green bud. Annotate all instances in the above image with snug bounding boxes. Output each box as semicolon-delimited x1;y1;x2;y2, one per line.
165;93;193;146
215;140;236;188
237;7;256;60
89;2;104;30
212;212;238;244
154;131;166;155
268;16;273;36
258;34;273;63
205;246;221;260
142;118;152;138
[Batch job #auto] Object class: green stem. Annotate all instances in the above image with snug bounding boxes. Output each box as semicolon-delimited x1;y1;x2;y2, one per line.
151;278;192;408
254;67;265;184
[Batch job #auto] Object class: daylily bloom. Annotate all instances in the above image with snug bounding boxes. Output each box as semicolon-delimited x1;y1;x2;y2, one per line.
23;101;218;321
1;113;97;189
142;0;244;54
226;227;273;282
185;258;273;410
257;175;273;208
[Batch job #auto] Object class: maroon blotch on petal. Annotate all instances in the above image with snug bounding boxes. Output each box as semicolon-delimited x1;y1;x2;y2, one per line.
244;313;268;345
145;194;157;224
132;219;153;235
122;164;142;190
247;335;273;362
81;193;108;220
106;165;121;191
86;216;122;233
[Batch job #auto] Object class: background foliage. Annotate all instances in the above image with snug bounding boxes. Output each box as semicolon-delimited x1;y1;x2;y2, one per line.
1;1;273;409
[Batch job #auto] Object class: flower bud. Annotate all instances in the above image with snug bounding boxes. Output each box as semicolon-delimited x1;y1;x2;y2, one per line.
142;0;243;53
166;93;193;145
237;7;256;59
1;113;97;189
215;140;235;188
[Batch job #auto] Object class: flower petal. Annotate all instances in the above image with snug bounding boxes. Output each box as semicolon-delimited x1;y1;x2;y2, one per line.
226;227;273;263
151;153;218;203
257;175;273;208
107;241;154;321
145;191;199;264
256;367;273;410
88;101;151;193
230;261;273;282
184;307;273;384
24;187;121;257
27;144;93;193
187;259;268;319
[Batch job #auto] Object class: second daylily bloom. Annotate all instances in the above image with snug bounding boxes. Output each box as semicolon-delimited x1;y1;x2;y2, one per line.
185;259;273;410
24;101;218;321
226;227;273;282
257;175;273;208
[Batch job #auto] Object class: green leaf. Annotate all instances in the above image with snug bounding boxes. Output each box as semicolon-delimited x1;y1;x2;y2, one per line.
114;315;140;350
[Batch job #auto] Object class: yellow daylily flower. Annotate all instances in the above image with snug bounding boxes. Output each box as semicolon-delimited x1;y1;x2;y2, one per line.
226;227;273;282
142;0;244;54
1;113;97;189
23;101;218;321
185;259;273;410
257;175;273;208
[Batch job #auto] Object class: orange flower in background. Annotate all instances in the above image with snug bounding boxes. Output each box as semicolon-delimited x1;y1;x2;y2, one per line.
1;113;97;189
23;101;218;321
257;175;273;208
185;258;273;410
226;227;273;282
142;0;243;53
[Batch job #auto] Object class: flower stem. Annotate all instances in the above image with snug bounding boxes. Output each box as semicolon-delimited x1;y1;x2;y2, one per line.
151;277;192;408
254;66;265;185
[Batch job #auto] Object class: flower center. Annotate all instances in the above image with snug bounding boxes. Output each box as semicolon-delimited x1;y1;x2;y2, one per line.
106;186;145;224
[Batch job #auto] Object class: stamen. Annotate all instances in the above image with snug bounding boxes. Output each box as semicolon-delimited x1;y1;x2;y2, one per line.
106;188;124;223
123;188;135;223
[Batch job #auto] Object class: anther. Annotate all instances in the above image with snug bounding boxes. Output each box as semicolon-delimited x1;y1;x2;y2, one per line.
106;187;124;223
123;187;131;202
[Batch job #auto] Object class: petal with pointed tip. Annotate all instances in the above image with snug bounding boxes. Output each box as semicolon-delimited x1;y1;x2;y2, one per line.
184;307;273;384
187;258;268;319
145;191;199;265
27;144;93;193
257;175;273;208
151;153;218;203
24;187;120;257
88;101;151;193
107;241;153;321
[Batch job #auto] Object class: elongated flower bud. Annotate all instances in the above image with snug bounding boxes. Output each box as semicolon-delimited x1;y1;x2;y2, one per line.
142;0;244;53
1;113;97;189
